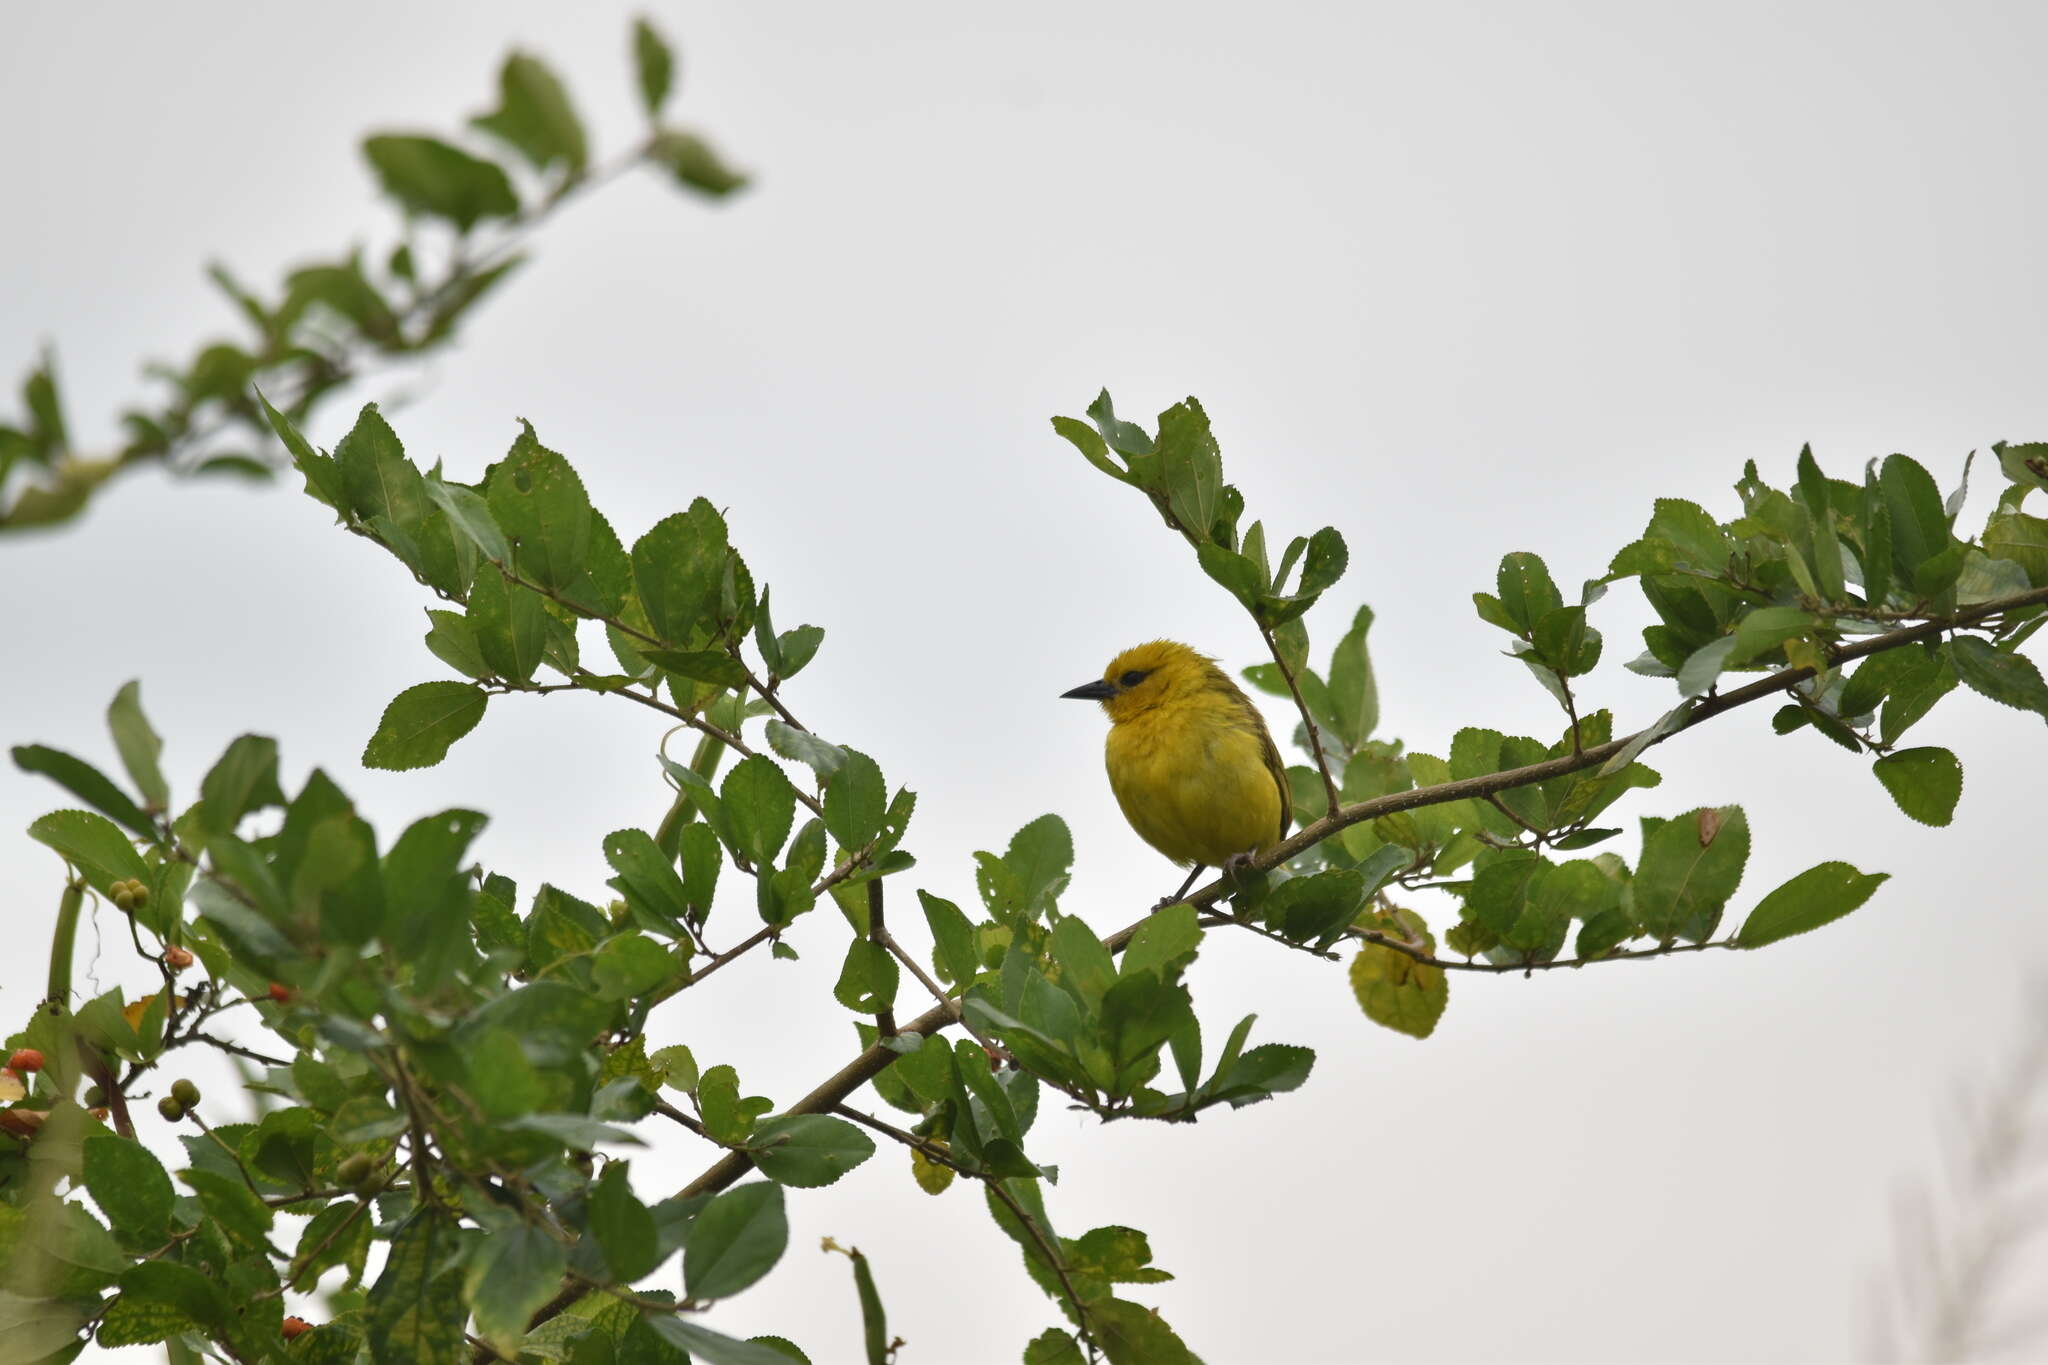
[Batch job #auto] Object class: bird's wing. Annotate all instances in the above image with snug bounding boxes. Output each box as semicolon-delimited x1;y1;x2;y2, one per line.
1253;704;1292;840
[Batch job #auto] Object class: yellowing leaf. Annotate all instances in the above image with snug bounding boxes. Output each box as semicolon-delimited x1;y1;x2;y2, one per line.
1349;911;1448;1040
910;1144;954;1195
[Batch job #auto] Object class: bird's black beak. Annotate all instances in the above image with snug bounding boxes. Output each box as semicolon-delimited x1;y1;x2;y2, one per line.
1060;678;1118;701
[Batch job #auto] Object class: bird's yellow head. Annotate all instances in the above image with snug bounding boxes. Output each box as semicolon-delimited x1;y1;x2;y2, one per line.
1059;639;1217;725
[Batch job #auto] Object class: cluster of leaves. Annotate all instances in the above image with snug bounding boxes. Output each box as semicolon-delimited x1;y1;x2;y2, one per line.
6;373;2047;1365
1056;396;2048;1045
0;17;744;534
2;394;1238;1363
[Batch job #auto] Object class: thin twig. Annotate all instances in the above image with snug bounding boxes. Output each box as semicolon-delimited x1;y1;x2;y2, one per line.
1259;622;1342;814
867;882;897;1038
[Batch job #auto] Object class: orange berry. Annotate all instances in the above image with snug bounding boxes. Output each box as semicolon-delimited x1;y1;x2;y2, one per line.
7;1049;43;1073
281;1315;312;1339
267;983;292;1004
165;946;194;971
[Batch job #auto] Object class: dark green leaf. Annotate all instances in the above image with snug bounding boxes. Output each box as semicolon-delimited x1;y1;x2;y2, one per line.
472;53;588;175
1154;398;1221;539
1950;635;2048;719
464;1221;570;1354
634;18;676;115
644;1317;801;1365
11;745;154;837
1052;414;1130;484
1325;605;1378;747
1880;453;1950;581
487;421;593;593
920;890;979;988
361;682;488;770
107;679;169;811
83;1135;173;1246
1871;747;1963;827
363;134;518;230
648;129;749;197
1496;552;1563;633
824;750;887;851
590;1160;659;1282
197;733;285;838
833;940;898;1014
721;755;797;866
28;809;148;894
633;499;729;645
684;1182;787;1301
468;568;548;681
747;1115;875;1188
1736;862;1890;948
1632;806;1749;941
367;1210;467;1362
421;472;511;565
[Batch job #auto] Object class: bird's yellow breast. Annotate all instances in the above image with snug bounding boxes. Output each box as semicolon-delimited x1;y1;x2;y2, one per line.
1104;690;1286;868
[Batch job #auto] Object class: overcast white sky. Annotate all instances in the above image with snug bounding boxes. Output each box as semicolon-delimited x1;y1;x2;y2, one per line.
5;4;2047;1362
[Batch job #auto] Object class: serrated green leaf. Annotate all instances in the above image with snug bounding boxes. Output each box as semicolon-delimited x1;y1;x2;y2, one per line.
1736;862;1890;948
362;682;488;771
1871;747;1963;827
363;134;518;231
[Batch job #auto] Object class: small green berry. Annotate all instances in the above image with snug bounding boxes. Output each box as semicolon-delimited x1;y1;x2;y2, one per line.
157;1096;184;1121
169;1078;200;1108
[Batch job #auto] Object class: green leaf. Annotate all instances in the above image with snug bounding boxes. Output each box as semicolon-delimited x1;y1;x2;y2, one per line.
644;1317;803;1365
1950;635;2048;720
363;134;518;230
1631;807;1749;941
684;1182;787;1301
605;828;691;927
28;809;148;894
83;1135;173;1246
1263;868;1366;947
487;421;593;592
361;682;488;770
920;890;979;987
721;755;797;867
1496;552;1563;634
634;18;677;115
747;1114;876;1187
468;569;547;682
11;745;154;837
1154;398;1222;539
107;680;169;812
1880;453;1951;580
1094;1297;1196;1365
422;608;492;680
1871;747;1963;827
1052;414;1130;484
763;719;845;779
1736;862;1890;948
1120;901;1204;983
197;733;285;838
1325;605;1378;747
117;1260;227;1332
633;499;730;645
590;1160;659;1282
422;471;511;565
1003;814;1074;917
648;129;749;197
471;52;587;175
1675;636;1739;698
824;750;887;851
1026;1330;1088;1365
1296;526;1348;597
464;1220;569;1354
1196;542;1261;608
1728;605;1812;665
644;648;749;688
833;939;898;1014
367;1210;467;1362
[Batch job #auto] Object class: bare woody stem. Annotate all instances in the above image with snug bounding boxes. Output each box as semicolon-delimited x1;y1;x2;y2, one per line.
1258;622;1342;814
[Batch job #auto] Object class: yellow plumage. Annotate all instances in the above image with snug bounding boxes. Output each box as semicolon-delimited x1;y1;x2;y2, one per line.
1062;640;1291;871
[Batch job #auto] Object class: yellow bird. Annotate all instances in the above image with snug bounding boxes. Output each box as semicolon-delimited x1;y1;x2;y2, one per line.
1062;640;1291;902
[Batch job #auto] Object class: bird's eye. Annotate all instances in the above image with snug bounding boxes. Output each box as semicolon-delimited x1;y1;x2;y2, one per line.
1119;669;1150;689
